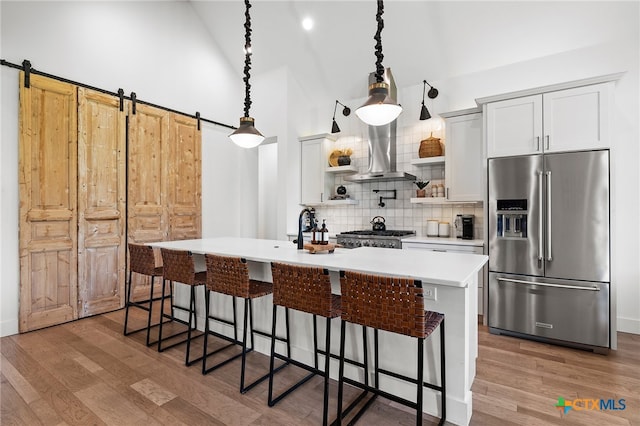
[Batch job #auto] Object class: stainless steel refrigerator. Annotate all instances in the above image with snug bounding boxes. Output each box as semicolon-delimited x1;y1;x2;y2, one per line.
488;150;610;352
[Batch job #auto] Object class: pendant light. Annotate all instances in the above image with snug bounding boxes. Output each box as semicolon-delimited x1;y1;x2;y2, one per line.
229;0;264;149
419;80;439;121
355;0;402;126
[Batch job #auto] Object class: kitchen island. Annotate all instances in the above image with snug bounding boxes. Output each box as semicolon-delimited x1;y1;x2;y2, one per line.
150;237;487;426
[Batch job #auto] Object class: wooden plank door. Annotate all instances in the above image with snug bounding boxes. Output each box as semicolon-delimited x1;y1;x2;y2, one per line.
77;88;126;317
127;103;170;300
19;73;78;332
166;113;201;240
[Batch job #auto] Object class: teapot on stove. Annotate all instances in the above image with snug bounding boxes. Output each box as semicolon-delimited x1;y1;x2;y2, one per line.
370;216;386;231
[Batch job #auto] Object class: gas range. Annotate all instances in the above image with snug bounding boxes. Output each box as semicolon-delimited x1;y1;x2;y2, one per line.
336;230;416;249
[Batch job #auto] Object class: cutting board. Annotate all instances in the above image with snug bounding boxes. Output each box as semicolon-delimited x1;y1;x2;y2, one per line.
304;242;336;254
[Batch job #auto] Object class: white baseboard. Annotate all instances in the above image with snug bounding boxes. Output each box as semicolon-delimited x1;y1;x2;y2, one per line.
617;316;640;335
0;319;19;338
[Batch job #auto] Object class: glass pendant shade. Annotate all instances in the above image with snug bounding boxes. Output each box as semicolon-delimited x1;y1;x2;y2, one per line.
355;82;402;126
229;116;264;148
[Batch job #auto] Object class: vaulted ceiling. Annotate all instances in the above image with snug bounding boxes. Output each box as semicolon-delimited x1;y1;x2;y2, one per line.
191;1;637;103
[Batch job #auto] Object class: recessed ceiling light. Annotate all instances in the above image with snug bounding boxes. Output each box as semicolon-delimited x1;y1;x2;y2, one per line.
302;17;314;31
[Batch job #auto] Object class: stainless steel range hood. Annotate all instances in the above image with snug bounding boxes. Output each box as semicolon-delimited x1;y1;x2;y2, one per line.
345;68;416;183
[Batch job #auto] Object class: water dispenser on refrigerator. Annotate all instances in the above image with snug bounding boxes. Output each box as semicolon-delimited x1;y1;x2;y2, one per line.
496;199;527;239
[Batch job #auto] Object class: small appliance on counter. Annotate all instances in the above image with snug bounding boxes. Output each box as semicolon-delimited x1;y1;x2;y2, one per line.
462;215;474;239
426;220;439;237
454;214;463;238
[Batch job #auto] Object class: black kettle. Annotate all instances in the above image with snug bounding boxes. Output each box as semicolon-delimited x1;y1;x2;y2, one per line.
371;216;386;231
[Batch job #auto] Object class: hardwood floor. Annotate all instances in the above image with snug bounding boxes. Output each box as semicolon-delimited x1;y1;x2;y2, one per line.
1;309;639;425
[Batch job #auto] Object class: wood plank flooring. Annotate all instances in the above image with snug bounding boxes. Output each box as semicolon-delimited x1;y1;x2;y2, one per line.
1;309;639;425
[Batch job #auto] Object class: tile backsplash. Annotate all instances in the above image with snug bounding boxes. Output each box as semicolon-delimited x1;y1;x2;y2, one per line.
309;120;484;239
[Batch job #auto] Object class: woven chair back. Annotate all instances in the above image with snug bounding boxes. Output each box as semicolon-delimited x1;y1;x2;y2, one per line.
271;262;334;317
160;248;197;285
340;271;426;338
129;243;158;276
205;254;251;298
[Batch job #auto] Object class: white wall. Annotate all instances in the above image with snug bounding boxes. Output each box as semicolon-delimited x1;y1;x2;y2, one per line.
0;1;257;336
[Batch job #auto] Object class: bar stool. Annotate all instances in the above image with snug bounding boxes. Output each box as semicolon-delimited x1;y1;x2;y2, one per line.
268;262;342;426
123;243;165;346
158;248;206;366
337;271;446;426
202;254;287;393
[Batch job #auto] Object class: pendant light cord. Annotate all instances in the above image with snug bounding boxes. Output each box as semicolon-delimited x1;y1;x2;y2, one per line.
374;0;385;83
243;0;253;118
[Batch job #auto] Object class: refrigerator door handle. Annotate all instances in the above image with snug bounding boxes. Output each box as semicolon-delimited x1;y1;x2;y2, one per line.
538;171;544;261
546;170;552;261
497;277;600;291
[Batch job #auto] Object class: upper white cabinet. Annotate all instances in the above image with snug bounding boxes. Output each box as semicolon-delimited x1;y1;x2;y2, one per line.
543;83;611;153
300;134;332;205
486;95;542;157
444;112;484;201
486;82;613;158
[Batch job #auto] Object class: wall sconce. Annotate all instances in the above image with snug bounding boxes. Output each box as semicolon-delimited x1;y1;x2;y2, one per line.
331;100;351;133
419;80;439;121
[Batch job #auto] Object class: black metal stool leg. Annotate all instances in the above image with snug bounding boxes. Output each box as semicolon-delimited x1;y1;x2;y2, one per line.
240;298;250;393
157;279;168;352
185;285;195;365
313;314;319;370
439;318;446;426
145;276;155;346
322;316;331;426
202;288;211;374
417;337;424;426
336;319;346;426
123;270;133;335
268;304;279;406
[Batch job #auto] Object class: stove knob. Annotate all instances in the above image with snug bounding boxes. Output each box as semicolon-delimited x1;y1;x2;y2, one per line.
356;241;362;247
379;242;386;248
363;241;369;247
371;242;378;247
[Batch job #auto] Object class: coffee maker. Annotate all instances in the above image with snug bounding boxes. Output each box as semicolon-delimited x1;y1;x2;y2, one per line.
462;215;474;239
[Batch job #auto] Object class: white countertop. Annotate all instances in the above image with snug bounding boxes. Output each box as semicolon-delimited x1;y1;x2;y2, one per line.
150;237;488;288
402;236;485;246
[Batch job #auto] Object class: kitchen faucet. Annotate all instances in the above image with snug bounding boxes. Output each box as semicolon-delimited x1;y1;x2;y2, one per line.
296;208;315;249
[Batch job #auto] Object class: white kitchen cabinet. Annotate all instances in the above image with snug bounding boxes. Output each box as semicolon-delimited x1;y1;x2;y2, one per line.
300;134;333;205
402;240;485;315
543;83;611;153
486;95;542;157
444;112;484;201
486;82;612;158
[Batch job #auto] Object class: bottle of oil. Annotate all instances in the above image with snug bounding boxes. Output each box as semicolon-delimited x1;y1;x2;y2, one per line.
311;219;319;244
320;219;329;245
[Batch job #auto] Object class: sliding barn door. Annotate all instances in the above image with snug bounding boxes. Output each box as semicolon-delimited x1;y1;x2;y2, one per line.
77;88;126;317
19;73;78;332
127;103;170;300
167;113;202;240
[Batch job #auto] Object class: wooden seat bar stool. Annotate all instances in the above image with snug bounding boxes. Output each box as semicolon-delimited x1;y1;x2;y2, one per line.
123;243;166;346
158;248;206;366
336;271;446;426
268;262;344;426
202;254;288;393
